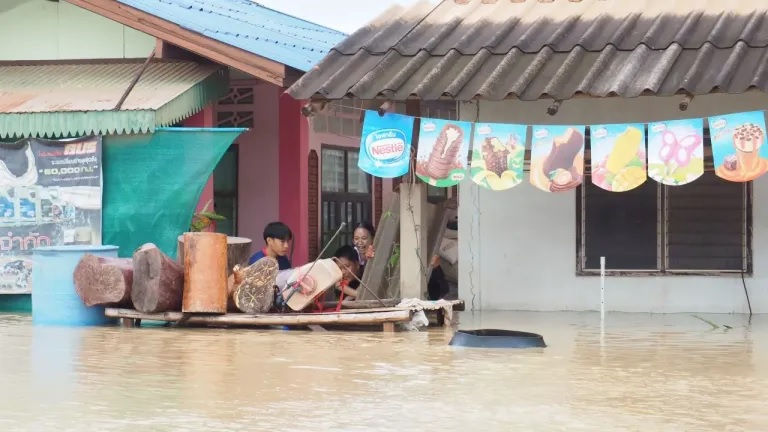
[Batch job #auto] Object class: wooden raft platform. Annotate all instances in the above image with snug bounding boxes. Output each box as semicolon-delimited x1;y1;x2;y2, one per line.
106;307;413;332
322;299;465;312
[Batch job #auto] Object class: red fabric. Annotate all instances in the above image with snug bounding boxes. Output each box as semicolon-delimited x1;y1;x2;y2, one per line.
311;280;348;313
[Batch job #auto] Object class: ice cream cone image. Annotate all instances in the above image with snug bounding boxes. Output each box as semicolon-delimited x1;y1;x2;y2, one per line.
717;123;768;182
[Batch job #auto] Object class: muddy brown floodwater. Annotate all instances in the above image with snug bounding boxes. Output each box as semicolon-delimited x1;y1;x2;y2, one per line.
1;311;767;431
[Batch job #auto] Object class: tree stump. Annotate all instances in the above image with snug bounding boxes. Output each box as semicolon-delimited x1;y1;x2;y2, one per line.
73;254;134;307
233;257;280;314
131;243;184;313
177;235;252;276
182;232;228;314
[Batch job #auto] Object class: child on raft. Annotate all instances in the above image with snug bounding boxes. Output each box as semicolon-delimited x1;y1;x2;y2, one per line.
231;232;361;314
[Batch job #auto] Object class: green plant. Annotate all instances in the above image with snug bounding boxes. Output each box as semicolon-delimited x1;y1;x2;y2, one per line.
389;243;400;268
190;199;226;232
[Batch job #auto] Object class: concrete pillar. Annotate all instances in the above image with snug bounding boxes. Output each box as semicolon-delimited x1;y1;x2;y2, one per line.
278;91;310;265
400;182;428;299
184;105;217;227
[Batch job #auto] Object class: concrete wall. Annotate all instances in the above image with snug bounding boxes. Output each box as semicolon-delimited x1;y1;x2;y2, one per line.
458;92;768;314
0;0;154;61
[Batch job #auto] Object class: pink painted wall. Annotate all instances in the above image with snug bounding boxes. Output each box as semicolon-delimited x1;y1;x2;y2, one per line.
236;83;280;254
184;106;216;230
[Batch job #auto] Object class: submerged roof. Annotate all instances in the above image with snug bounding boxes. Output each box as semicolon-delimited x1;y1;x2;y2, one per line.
0;61;228;138
116;0;347;72
287;0;768;101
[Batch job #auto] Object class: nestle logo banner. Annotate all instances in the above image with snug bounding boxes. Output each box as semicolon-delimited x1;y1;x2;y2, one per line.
358;111;414;178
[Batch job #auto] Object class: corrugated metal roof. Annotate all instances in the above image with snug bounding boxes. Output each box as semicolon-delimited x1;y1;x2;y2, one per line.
0;61;228;138
287;0;768;101
117;0;348;72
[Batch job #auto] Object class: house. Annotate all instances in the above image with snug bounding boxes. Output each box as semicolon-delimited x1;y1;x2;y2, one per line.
62;0;454;264
0;0;370;310
287;0;768;314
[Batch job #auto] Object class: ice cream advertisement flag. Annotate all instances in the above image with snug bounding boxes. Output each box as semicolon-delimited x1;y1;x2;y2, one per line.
647;119;704;186
589;123;647;192
358;110;414;178
709;111;768;182
470;123;527;191
529;125;586;192
415;118;473;188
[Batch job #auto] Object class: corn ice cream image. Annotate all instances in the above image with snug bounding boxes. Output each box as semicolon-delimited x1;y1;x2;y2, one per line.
591;125;647;192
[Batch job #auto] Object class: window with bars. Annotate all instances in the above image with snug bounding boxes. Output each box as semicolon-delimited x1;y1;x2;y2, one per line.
320;147;372;255
576;171;751;275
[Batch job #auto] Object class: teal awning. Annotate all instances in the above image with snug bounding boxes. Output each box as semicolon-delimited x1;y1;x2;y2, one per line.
0;61;229;139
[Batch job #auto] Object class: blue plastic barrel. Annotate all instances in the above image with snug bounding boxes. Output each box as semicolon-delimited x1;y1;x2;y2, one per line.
32;245;120;326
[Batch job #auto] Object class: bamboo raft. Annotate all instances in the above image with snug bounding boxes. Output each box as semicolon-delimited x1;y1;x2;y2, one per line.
106;299;465;333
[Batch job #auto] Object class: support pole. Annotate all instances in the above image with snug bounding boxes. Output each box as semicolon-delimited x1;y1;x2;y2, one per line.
600;256;605;345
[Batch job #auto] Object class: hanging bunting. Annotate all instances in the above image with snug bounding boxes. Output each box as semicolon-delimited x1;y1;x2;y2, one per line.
529;125;585;192
709;111;768;182
357;110;414;178
415;118;473;187
647;119;704;186
469;123;527;191
589;123;647;192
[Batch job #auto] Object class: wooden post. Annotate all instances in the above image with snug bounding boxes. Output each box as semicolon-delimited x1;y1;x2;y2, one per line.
131;243;184;313
73;254;134;307
383;322;396;332
182;232;229;314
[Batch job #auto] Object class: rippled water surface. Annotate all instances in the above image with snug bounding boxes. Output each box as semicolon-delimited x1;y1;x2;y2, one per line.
1;311;767;431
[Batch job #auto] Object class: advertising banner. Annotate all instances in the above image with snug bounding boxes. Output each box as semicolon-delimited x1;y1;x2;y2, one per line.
358;110;414;178
415;118;473;187
0;136;102;294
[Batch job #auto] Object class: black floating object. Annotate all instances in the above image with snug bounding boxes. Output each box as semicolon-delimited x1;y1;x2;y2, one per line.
449;329;546;349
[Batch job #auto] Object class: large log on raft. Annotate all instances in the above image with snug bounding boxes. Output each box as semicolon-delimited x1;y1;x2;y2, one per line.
181;232;229;314
179;235;253;312
131;243;184;313
177;235;252;276
73;254;134;307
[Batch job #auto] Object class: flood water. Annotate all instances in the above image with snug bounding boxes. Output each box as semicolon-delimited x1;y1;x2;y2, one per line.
1;311;767;432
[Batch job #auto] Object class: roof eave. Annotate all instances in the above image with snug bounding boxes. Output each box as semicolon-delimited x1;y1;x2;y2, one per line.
0;66;230;139
64;0;290;87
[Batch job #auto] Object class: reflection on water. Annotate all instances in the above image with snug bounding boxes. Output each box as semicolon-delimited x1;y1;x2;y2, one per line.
1;311;767;431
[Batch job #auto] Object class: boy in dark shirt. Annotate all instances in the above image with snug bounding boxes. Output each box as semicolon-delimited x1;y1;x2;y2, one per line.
247;221;293;269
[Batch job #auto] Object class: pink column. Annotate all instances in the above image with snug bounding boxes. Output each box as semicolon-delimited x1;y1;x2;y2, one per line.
278;92;309;265
184;105;216;225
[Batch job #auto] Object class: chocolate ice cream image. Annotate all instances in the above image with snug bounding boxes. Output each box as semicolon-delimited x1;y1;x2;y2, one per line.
424;123;464;180
481;137;511;177
541;127;584;192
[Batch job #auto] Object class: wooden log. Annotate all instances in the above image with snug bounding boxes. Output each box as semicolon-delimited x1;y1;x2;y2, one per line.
178;235;252;276
359;192;401;300
105;308;412;326
182;232;228;314
131;243;184;313
73;254;134;307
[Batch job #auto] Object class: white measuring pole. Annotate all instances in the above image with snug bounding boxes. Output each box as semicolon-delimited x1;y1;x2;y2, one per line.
600;256;606;344
600;257;606;321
